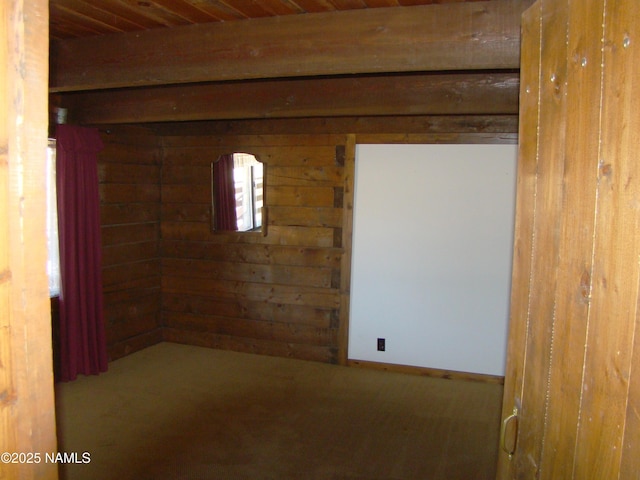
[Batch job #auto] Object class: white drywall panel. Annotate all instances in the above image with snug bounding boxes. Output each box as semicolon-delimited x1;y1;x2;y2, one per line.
348;144;517;376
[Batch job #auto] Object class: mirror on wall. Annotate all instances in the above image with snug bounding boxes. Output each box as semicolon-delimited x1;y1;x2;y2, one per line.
211;152;265;234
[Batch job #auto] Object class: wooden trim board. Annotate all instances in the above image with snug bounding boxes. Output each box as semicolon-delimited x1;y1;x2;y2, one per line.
348;359;505;385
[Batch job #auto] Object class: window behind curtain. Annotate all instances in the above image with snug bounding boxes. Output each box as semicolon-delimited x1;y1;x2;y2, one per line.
46;138;61;297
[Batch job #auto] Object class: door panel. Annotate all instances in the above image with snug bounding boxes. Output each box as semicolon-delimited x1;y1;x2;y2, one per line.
498;0;640;478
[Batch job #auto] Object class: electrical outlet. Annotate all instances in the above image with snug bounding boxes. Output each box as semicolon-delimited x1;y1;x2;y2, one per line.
377;338;386;351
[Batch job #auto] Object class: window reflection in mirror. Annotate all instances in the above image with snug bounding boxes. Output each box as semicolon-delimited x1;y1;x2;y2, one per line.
211;153;265;233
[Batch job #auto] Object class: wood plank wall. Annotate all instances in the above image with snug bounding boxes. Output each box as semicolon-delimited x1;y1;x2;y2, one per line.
98;126;163;359
160;134;347;363
91;116;517;366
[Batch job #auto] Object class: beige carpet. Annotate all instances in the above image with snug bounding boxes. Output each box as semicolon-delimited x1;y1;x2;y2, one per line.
55;342;503;480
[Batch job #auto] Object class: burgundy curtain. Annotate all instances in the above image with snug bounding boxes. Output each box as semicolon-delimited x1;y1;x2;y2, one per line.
214;154;238;231
56;124;108;382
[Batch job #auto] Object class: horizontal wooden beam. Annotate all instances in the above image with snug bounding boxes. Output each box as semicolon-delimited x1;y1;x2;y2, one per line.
147;115;519;137
355;132;517;144
50;0;531;92
63;72;519;124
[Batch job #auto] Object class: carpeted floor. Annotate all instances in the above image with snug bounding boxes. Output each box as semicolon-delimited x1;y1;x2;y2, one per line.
55;342;503;480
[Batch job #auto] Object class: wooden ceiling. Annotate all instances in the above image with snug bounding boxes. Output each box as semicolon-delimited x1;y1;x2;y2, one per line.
49;0;480;40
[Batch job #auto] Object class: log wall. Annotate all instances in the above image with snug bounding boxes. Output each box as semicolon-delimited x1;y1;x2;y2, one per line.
91;117;517;366
99;126;163;359
160;134;348;363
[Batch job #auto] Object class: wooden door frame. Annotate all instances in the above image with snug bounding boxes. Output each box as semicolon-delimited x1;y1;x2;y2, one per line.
1;1;58;478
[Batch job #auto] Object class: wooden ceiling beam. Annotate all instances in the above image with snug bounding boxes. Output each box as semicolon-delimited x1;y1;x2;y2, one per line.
61;72;519;124
146;114;519;137
146;115;518;138
50;0;531;92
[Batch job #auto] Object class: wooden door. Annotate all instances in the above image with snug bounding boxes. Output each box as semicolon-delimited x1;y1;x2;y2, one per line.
1;1;58;478
497;0;640;478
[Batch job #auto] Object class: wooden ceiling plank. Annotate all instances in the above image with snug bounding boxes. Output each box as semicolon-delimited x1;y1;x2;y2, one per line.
253;0;306;16
49;16;109;40
327;0;368;10
85;0;170;29
362;0;401;8
397;0;465;5
61;72;519;124
286;0;336;13
52;0;149;35
116;0;193;27
148;0;224;22
215;0;279;18
50;0;530;92
186;0;252;20
84;0;161;28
